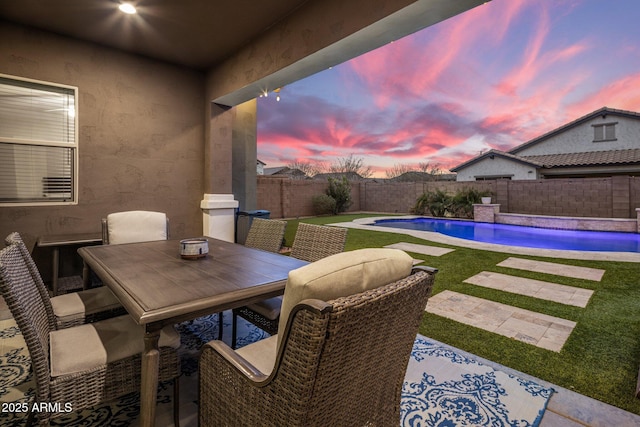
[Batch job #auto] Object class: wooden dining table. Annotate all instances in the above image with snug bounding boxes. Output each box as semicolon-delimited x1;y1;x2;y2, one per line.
78;237;308;427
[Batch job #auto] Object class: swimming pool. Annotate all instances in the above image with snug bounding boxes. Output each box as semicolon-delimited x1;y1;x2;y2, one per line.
373;217;640;253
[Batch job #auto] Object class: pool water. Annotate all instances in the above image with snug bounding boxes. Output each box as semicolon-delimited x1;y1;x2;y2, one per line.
374;217;640;253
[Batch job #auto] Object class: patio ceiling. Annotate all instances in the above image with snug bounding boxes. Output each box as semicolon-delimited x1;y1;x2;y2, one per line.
0;0;488;105
0;0;310;70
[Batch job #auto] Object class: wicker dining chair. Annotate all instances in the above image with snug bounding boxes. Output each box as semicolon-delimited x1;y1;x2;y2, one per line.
5;232;126;328
102;210;169;245
243;218;287;253
231;222;347;348
200;248;437;426
289;222;348;262
0;242;181;426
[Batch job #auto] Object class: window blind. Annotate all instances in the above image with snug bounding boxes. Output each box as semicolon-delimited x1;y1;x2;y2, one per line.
0;143;73;202
0;75;77;204
593;123;616;142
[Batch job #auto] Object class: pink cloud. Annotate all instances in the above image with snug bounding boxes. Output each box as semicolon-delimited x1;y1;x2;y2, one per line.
346;0;530;109
259;0;640;177
567;72;640;117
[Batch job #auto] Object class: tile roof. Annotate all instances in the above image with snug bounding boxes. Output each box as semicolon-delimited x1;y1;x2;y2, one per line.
449;149;543;172
522;149;640;168
450;107;640;173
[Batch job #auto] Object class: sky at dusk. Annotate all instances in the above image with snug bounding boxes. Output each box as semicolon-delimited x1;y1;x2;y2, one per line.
256;0;640;177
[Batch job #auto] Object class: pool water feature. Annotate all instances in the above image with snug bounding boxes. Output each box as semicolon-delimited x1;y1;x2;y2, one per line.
374;217;640;253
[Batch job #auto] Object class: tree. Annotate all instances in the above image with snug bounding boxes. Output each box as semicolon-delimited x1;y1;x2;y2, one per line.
418;161;443;178
286;160;322;177
328;155;372;178
326;176;352;214
385;163;414;179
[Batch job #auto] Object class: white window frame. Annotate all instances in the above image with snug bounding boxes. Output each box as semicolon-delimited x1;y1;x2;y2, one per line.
0;74;78;206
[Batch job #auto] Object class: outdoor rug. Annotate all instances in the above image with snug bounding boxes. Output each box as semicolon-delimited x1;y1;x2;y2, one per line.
1;315;554;426
402;335;554;427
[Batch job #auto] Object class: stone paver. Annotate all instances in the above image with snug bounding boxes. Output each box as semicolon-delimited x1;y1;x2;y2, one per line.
384;242;454;257
497;257;605;281
464;271;594;308
426;290;576;352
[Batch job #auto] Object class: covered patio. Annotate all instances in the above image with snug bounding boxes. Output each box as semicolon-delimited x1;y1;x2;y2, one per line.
0;0;486;251
6;2;640;426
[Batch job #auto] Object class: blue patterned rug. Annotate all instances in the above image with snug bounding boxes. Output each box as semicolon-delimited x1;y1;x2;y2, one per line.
402;335;554;427
1;315;553;426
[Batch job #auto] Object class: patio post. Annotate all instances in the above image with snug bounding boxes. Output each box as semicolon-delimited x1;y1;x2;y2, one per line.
201;194;238;242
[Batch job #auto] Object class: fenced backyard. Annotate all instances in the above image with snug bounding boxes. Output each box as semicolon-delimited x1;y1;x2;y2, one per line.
258;175;640;220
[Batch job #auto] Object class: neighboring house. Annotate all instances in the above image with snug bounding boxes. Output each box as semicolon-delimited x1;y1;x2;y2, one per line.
257;159;266;175
389;171;456;182
451;107;640;181
313;172;366;181
263;166;307;179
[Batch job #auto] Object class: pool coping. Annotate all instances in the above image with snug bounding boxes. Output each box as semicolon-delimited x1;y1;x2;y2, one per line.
330;216;640;263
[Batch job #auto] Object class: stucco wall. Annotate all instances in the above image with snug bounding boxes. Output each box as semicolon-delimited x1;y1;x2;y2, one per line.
0;23;205;276
455;156;538;181
516;114;640;156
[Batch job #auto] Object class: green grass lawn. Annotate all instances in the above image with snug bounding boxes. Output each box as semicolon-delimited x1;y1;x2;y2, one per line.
283;214;640;415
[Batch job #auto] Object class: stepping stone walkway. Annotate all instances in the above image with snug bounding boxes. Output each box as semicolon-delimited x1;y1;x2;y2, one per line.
464;271;594;308
497;257;605;281
426;290;576;352
384;242;454;257
425;257;604;352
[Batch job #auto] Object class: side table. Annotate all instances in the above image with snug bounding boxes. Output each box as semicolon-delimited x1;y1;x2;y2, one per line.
37;233;103;295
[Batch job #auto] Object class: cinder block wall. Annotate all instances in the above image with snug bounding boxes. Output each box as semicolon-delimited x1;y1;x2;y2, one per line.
258;176;640;219
506;178;613;217
256;177;362;218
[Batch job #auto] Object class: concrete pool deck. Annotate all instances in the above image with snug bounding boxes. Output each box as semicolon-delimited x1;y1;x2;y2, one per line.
330;216;640;262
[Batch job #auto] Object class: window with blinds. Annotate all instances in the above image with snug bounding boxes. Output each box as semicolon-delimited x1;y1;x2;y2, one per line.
592;122;617;142
0;74;77;205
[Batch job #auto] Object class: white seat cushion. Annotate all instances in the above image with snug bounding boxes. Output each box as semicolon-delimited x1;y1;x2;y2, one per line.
49;314;180;377
234;334;278;376
50;287;122;324
107;211;167;245
277;248;413;342
246;296;282;321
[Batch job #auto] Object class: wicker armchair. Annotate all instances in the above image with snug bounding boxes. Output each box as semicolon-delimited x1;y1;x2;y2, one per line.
0;241;181;426
5;232;126;328
200;248;436;426
231;223;347;348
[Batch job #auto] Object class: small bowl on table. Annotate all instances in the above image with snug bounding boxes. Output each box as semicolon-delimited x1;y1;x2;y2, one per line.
180;238;209;259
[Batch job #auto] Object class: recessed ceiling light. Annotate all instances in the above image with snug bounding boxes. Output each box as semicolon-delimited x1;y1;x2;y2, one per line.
118;3;137;14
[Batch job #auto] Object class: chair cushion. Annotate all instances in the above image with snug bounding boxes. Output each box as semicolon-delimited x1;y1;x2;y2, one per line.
50;287;122;324
49;314;180;377
234;334;278;376
246;296;282;321
107;211;167;245
277;248;413;337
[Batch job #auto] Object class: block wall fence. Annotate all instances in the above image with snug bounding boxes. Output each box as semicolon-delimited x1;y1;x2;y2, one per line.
257;175;640;219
